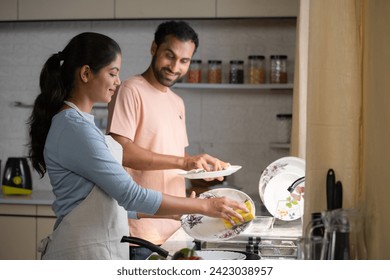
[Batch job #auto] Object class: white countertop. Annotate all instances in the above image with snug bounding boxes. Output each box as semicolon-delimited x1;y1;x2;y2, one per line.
0;190;55;205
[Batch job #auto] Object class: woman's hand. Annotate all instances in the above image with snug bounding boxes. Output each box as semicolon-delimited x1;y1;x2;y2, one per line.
201;196;249;226
156;192;248;224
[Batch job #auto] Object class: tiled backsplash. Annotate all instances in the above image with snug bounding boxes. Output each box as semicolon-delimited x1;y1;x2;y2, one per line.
0;18;296;203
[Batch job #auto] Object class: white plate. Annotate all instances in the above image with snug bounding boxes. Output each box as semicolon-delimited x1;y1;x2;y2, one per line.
258;157;305;204
263;172;305;221
178;165;242;179
180;188;255;242
195;250;246;260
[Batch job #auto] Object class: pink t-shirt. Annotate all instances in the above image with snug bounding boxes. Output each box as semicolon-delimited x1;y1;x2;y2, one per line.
106;75;188;245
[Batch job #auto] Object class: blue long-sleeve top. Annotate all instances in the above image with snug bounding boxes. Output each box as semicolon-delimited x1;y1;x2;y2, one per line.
44;108;162;229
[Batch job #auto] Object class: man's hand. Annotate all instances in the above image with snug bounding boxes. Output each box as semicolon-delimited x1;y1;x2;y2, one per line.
183;153;230;181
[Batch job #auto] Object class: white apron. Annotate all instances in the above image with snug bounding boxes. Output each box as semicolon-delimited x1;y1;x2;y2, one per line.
38;102;129;260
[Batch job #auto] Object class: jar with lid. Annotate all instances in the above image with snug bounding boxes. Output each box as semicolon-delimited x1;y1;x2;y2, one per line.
270;55;288;83
207;60;222;83
187;59;202;83
229;60;244;84
248;55;265;84
276;113;292;143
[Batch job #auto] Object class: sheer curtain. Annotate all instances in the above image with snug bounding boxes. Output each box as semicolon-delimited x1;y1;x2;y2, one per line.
292;0;390;259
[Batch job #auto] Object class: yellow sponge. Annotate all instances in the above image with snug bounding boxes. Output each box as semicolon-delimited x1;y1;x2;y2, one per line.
223;200;255;229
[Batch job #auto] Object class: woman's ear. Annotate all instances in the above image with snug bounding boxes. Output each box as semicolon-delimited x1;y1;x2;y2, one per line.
80;65;90;83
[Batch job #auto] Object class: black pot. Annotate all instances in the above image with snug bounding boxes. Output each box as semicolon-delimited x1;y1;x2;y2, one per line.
121;236;170;258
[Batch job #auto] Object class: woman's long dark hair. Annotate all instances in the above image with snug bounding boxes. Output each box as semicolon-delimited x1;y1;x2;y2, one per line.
28;32;121;177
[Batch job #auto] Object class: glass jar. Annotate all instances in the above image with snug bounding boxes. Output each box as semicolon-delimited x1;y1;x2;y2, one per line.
229;60;244;84
248;55;265;84
276;113;292;143
207;60;222;83
187;59;202;83
270;55;288;83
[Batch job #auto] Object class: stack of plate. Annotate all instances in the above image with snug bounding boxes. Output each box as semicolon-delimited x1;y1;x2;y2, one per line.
258;157;305;221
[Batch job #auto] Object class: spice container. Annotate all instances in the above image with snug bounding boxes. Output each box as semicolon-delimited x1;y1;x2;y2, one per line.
207;60;222;83
248;55;265;84
270;55;288;83
229;60;244;84
276;114;292;143
187;59;202;83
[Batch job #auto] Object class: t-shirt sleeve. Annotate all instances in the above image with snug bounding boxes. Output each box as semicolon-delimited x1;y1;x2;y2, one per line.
106;82;139;141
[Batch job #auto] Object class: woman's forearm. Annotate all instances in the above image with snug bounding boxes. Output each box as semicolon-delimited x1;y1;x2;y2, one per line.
154;194;248;223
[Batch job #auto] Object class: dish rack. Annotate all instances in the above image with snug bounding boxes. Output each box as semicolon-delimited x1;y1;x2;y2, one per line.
194;236;299;260
193;217;303;260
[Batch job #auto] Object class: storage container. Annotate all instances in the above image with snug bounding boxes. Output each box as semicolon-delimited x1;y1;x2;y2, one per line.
187;59;202;83
229;60;244;84
207;60;222;83
248;55;265;84
270;55;288;83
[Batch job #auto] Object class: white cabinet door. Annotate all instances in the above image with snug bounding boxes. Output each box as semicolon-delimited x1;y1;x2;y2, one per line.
115;0;216;19
0;204;55;260
18;0;114;20
0;216;36;260
0;0;17;20
216;0;299;18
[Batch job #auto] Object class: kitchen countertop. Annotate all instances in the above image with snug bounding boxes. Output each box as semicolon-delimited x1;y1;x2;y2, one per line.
0;190;55;205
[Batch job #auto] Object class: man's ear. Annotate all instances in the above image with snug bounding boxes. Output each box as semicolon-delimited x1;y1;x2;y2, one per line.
151;41;157;56
80;65;90;83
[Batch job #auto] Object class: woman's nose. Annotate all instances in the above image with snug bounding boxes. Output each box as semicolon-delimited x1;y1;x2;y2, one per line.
115;76;121;86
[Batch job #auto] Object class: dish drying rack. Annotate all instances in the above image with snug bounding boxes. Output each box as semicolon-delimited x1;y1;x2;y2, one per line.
193;235;299;259
193;217;302;260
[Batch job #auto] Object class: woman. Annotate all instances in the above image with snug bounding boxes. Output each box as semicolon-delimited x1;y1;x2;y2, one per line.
28;32;247;260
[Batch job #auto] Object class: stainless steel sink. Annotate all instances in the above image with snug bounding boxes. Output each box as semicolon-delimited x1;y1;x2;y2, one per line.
194;218;302;259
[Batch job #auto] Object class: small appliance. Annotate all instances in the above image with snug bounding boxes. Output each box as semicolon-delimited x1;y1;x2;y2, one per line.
2;157;32;195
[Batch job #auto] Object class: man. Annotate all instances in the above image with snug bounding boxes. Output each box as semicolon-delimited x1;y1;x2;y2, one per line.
106;20;229;260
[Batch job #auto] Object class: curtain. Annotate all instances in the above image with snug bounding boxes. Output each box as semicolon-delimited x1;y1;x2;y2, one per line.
292;0;390;259
361;0;390;260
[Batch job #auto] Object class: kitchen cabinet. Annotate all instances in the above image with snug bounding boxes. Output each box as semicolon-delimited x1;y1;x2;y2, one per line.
18;0;114;20
216;0;299;18
0;0;298;21
0;204;55;260
115;0;215;19
0;0;17;21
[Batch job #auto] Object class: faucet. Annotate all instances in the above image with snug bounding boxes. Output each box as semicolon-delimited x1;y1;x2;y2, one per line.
287;176;305;193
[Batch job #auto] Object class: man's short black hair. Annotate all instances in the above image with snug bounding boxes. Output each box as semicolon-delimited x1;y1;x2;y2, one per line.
154;20;199;53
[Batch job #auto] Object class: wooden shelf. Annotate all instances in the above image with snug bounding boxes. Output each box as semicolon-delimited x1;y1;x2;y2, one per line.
269;142;291;149
173;83;294;90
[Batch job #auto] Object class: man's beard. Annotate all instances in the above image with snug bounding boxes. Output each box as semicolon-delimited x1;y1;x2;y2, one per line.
151;56;182;87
